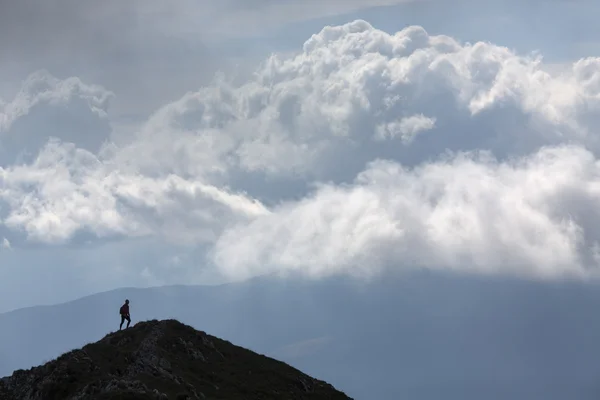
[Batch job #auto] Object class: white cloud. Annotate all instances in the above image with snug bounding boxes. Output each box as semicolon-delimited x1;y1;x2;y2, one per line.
375;114;436;143
1;238;10;250
3;20;600;284
0;70;111;132
119;20;600;187
212;145;600;281
0;140;268;245
0;70;113;165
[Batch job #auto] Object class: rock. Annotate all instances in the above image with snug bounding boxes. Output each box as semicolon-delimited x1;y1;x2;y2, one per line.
0;319;352;400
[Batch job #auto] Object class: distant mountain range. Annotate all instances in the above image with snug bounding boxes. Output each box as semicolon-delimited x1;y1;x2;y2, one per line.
2;271;600;399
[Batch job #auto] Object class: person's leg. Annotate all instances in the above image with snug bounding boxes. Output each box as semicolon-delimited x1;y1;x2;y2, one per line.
126;315;131;328
120;315;125;330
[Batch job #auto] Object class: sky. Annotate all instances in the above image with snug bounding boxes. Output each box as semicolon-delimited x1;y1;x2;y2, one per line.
2;0;600;312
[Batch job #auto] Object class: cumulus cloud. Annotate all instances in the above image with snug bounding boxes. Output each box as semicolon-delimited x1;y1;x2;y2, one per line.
0;140;268;245
0;70;113;165
212;145;600;280
375;114;436;143
117;20;600;189
3;20;600;283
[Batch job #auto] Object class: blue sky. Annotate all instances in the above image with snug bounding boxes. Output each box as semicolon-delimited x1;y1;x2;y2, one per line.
2;0;600;312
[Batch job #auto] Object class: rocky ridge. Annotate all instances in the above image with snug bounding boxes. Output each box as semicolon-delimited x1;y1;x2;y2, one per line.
0;319;352;399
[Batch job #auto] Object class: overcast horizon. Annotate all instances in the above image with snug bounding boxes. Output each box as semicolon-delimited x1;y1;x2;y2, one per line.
2;0;600;313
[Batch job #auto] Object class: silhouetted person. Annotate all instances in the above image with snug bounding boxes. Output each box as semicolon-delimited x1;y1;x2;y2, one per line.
119;299;131;330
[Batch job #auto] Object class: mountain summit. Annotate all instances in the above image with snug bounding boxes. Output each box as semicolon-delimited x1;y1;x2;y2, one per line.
0;319;352;399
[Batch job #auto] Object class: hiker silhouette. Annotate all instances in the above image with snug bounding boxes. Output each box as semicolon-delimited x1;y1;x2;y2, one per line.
119;299;131;330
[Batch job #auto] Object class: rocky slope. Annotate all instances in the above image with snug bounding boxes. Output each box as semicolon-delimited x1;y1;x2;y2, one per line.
0;319;352;400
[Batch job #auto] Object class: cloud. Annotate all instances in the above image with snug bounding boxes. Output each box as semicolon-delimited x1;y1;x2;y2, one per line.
0;70;267;245
0;0;421;124
0;70;113;165
0;140;268;245
375;114;436;143
212;145;600;281
3;20;600;284
122;20;600;187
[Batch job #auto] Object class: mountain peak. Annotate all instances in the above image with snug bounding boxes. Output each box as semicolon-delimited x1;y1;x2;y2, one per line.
0;319;352;399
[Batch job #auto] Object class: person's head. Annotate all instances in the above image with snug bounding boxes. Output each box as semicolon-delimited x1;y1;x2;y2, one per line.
125;299;129;304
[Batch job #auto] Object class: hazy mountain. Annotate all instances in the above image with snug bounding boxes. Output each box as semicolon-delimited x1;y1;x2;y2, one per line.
2;271;600;399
